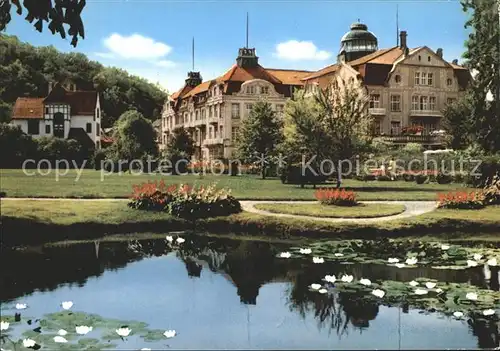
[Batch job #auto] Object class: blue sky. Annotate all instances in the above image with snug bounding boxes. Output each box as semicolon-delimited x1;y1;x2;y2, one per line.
5;0;470;92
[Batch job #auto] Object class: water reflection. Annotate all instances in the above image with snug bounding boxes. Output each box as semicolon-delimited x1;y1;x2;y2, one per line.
1;237;498;349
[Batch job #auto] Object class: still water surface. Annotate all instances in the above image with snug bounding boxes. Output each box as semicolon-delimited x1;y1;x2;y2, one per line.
1;236;499;349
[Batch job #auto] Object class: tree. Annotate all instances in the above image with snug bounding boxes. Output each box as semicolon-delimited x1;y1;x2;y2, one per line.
236;100;283;179
0;123;37;167
442;95;474;149
461;0;500;152
164;127;195;175
109;110;158;171
0;0;86;47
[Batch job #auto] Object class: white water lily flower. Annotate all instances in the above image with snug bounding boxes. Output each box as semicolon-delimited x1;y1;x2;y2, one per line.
279;252;291;259
318;288;328;294
53;336;67;343
312;257;324;264
409;280;419;287
341;275;354;283
425;282;437;289
334;253;344;257
166;236;173;242
15;303;27;310
441;245;450;250
388;258;399;263
0;321;9;331
405;257;418;265
22;339;36;348
371;289;385;298
299;248;312;255
57;329;67;336
473;253;483;261
487;258;498;267
75;325;93;335
141;349;152;351
395;263;406;268
483;309;495;316
116;327;131;337
414;289;428;295
435;288;443;293
453;311;464;318
465;292;478;301
467;260;478;267
61;301;73;310
310;283;322;290
323;275;336;283
164;330;176;338
359;279;372;286
176;237;185;244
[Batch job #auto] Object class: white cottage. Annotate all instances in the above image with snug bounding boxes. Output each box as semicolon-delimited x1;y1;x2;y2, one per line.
11;82;102;149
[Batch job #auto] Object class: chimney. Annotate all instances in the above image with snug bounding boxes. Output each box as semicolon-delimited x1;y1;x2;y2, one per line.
399;31;407;50
436;48;443;58
452;59;458;65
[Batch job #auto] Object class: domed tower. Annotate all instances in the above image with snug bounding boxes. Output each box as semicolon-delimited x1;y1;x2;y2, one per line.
338;22;378;63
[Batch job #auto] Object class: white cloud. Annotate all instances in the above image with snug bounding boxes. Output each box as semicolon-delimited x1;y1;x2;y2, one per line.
155;60;176;68
102;33;172;60
274;40;331;61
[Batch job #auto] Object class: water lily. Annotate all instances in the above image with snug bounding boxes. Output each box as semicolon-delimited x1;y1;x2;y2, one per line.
312;257;324;264
388;258;399;263
435;288;443;293
483;309;495;316
166;236;173;242
310;283;322;290
75;325;93;335
409;280;419;287
395;263;406;268
116;327;131;337
141;349;152;351
487;258;498;266
164;330;176;338
57;329;67;336
371;289;385;298
22;339;36;348
405;257;418;265
359;278;372;286
299;248;312;255
53;336;68;343
15;303;27;310
453;311;464;318
176;237;185;244
473;253;483;261
341;275;354;283
334;253;344;257
441;244;450;250
323;275;336;283
279;252;291;259
318;288;328;294
465;292;478;301
425;282;437;289
414;289;428;295
0;321;9;331
61;301;73;310
467;260;478;267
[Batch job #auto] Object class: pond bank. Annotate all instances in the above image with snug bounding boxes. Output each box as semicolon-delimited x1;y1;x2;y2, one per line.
1;199;500;247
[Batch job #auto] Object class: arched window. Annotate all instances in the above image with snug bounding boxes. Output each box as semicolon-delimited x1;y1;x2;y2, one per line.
395;75;401;83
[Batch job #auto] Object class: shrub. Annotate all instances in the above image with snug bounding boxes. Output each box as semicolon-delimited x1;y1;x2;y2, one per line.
363;174;377;181
377;175;392;181
280;163;328;188
483;173;500;205
415;174;428;184
402;173;415;182
403;142;424;153
314;188;358;206
437;191;486;209
436;173;453;184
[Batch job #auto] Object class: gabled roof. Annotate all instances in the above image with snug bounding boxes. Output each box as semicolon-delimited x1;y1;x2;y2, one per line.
219;64;283;84
302;63;339;80
183;80;213;98
347;47;400;67
12;98;45;119
264;69;312;85
43;83;97;116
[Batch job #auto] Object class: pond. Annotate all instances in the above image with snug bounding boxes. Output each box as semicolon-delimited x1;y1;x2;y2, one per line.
1;236;499;350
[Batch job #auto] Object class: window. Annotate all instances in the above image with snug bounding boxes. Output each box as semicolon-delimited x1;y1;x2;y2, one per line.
390;121;401;135
96;124;100;136
231;103;240;119
429;96;436;110
27;120;39;135
45;124;50;134
418;55;422;61
421;72;427;86
195;110;199;120
419;96;428;110
86;123;92;133
369;94;380;108
447;98;456;105
447;78;453;86
414;72;420;85
53;112;64;138
246;85;255;94
395;75;401;83
372;120;382;135
219;126;224;138
412;96;419;110
232;127;239;141
390;95;401;112
427;73;433;86
96;109;100;119
45;107;49;114
246;103;253;116
262;86;269;94
428;56;431;62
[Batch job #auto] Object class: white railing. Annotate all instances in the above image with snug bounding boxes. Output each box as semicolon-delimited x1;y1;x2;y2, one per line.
369;107;386;115
410;109;443;117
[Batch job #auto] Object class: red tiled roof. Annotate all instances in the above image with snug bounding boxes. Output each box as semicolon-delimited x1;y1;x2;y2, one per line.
43;83;97;116
265;69;312;85
301;64;339;81
348;47;399;67
11;98;45;119
183;80;213;98
219;64;282;84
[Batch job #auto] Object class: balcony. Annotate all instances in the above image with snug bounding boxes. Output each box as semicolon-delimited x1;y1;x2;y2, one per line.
410;109;443;117
369;107;386;116
207;116;219;124
379;134;443;144
203;138;224;146
193;119;205;127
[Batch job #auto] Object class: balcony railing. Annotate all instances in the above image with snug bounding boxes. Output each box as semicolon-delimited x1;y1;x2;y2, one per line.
379;134;443;144
369;107;386;116
410;109;443;117
203;138;224;146
207;116;219;124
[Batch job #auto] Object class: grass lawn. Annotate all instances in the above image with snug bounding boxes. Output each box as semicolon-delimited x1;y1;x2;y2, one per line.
0;169;475;201
254;203;406;218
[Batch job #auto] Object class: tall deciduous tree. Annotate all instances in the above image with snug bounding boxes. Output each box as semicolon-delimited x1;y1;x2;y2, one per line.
163;127;195;175
442;95;474;149
236;100;283;179
461;0;500;152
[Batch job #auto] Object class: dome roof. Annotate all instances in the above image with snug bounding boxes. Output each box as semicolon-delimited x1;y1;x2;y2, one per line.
341;22;378;42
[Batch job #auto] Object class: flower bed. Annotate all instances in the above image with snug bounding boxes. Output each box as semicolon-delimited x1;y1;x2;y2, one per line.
314;188;358;206
128;181;242;219
437;190;486;209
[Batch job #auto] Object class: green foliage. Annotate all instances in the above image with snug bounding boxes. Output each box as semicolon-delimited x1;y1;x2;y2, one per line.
415;174;428;184
442;95;474;149
0;123;37;167
0;34;166;127
403;142;424;153
36;136;89;166
164;127;195;171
